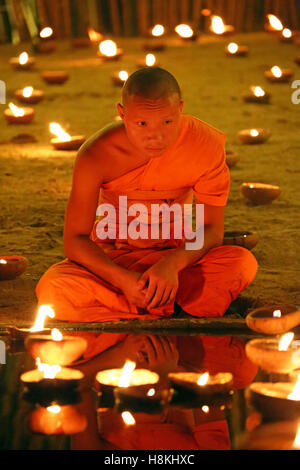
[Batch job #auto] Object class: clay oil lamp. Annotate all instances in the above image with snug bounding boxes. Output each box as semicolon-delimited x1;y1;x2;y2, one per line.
243;86;271;104
245;332;300;374
87;27;103;44
49;122;86;151
279;28;295;43
238;128;271;144
168;371;233;398
240;182;280;204
25;328;88;366
8;304;54;341
143;24;166;52
71;36;92;48
41;71;69;85
20;357;84;392
34;27;56;53
265;65;293;83
238;420;300;450
0;255;28;280
95;360;159;407
97;40;123;61
265;14;283;33
4;102;34;124
246;306;300;335
247;373;300;422
225;42;248;57
223;231;259;250
210;16;234;36
175;24;198;41
137;53;158;68
9;51;35;70
29;404;87;435
225;150;239;168
111;70;129;87
14;86;44;105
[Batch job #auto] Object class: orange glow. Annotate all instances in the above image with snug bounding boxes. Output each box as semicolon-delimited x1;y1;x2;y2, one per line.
197;372;209;386
288;374;300;401
292;424;300;449
121;411;135;425
145;53;156;66
30;305;55;332
46;405;61;414
36;357;61;379
278;332;294;351
99;40;117;57
19;52;29;65
267;14;283;31
118;360;136;387
40;27;53;39
49;122;71;142
211;16;225;34
8;102;25;117
51;328;63;341
282;28;292;38
151;24;164;37
175;24;193;38
201;9;211;16
251;86;265;97
88;28;103;42
273;309;282;318
271;66;283;78
227;42;238;54
118;70;128;81
250;129;259;137
0;259;7;264
22;86;33;98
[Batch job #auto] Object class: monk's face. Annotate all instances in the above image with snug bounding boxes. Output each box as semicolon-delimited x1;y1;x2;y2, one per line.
117;93;184;159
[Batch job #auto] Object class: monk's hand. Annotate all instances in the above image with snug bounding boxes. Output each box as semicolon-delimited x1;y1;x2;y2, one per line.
138;335;179;376
119;270;147;309
137;260;179;310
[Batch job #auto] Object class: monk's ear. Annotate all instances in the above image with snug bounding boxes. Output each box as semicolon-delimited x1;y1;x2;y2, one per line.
116;103;125;120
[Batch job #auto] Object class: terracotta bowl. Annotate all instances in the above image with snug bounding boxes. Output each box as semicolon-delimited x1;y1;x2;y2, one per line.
41;71;69;84
0;255;29;280
14;89;44;104
246;306;300;335
51;136;86;151
245;338;300;373
238;129;271;144
223;230;259;250
25;334;88;366
4;108;34;124
240;182;281;204
264;69;294;83
225;150;239;168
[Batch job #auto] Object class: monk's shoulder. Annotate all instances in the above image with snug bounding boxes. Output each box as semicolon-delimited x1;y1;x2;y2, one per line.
78;120;125;159
181;114;226;148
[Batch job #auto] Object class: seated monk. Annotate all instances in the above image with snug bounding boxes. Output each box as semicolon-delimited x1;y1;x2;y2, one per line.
36;67;258;322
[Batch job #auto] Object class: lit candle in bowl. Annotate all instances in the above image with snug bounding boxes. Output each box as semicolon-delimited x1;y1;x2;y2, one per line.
245;332;300;374
279;28;294;43
9;52;35;70
33;27;56;53
175;24;198;41
0;255;28;280
41;71;69;85
246;306;300;335
87;27;103;44
49;122;86;151
265;65;293;83
29;404;87;435
97;40;123;61
137;53;158;68
225;42;248;56
14;86;44;104
9;304;55;341
265;14;284;33
143;24;166;51
243;86;271;104
240;182;280;204
25;328;88;365
223;230;259;250
4;102;34;124
210;16;234;36
238;128;271;144
111;70;129;86
168;371;233;396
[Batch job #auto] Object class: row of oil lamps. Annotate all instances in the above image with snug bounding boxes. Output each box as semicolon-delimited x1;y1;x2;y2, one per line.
5;303;300;448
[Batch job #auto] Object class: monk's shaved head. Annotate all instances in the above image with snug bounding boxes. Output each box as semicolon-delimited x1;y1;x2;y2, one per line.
122;67;182;106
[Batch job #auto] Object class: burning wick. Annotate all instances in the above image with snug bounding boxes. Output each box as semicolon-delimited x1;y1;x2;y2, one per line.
47;405;61;414
146;53;156;66
211;16;225;35
51;328;63;341
49;122;71;142
175;24;193;38
30;305;55;332
99;40;117;57
0;259;7;264
267;14;283;31
8;102;25;117
19;52;29;65
36;357;61;379
273;309;282;318
202;405;209;413
22;86;33;98
282;28;292;38
271;66;283;78
121;411;135;426
288;373;300;401
251;86;265;97
147;388;155;397
228;42;238;54
197;372;209;386
152;24;164;37
40;27;53;39
118;71;128;81
118;360;136;388
278;332;294;351
250;129;259;137
88;28;102;42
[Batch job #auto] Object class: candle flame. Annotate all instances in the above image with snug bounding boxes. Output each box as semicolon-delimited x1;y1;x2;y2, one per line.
121;411;135;425
118;70;128;81
40;27;53;39
51;328;63;341
30;305;55;332
8;102;25;117
175;24;193;38
250;129;259;137
147;388;155;397
22;86;33;98
267;14;283;31
211;16;225;35
197;372;209;386
47;405;61;414
278;332;294;351
271;66;282;78
202;405;209;413
146;53;156;66
118;360;136;387
292;425;300;449
288;374;300;401
0;259;7;264
282;28;292;38
88;28;102;42
49;122;71;142
19;52;29;65
228;42;238;54
251;86;265;97
273;309;282;318
36;357;61;379
152;24;164;37
99;40;117;57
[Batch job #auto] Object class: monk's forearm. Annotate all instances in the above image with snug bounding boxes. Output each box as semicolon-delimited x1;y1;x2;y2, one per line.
64;235;128;289
162;225;223;272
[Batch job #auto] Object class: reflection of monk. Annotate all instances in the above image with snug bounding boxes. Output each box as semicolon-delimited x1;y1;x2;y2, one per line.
36;67;258;322
71;333;258;450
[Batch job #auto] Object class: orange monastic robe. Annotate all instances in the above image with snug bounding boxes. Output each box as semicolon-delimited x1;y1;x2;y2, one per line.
36;115;258;322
